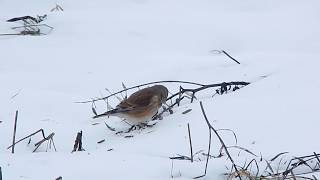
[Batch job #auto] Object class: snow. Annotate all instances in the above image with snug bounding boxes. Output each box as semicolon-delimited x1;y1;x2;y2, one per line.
1;0;320;179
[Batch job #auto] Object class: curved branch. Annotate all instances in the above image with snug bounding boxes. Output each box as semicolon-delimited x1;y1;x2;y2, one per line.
75;80;206;104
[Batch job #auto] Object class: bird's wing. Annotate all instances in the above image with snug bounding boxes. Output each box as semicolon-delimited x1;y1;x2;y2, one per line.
117;87;158;109
93;86;160;119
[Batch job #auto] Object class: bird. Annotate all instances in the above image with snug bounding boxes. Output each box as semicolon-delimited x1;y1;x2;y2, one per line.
93;85;168;125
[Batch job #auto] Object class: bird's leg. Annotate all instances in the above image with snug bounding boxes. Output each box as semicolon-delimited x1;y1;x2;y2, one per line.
163;102;174;114
138;122;157;128
122;122;156;134
125;124;147;133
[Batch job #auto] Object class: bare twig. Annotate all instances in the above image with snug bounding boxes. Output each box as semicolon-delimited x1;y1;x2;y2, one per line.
7;16;39;22
227;146;257;157
0;166;2;180
10;89;22;100
8;128;56;153
270;152;289;162
166;81;249;103
182;109;192;114
11;110;18;154
170;159;174;178
217;128;238;145
7;129;46;149
292;153;320;160
187;123;194;163
199;101;242;179
11;24;53;31
72;131;84;152
97;139;105;144
290;170;297;180
33;132;56;152
170;154;191;161
104;122;116;131
51;4;64;12
244;159;259;177
210;50;241;64
122;82;128;99
265;159;274;174
314;152;320;165
204;122;212;177
91;102;98;116
194;116;212;179
221;50;241;64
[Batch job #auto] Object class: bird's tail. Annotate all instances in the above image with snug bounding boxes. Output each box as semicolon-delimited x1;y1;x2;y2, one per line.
93;109;118;119
92;108;132;119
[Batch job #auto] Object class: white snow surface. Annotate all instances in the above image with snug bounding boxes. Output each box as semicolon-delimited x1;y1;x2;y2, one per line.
1;0;320;179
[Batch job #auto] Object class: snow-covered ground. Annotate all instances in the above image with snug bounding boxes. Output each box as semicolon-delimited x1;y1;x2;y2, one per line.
1;0;320;179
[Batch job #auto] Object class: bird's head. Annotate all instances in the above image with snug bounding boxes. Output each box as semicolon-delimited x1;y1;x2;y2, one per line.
153;85;168;104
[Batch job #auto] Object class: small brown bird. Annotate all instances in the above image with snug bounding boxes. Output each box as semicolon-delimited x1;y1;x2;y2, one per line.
93;85;168;124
